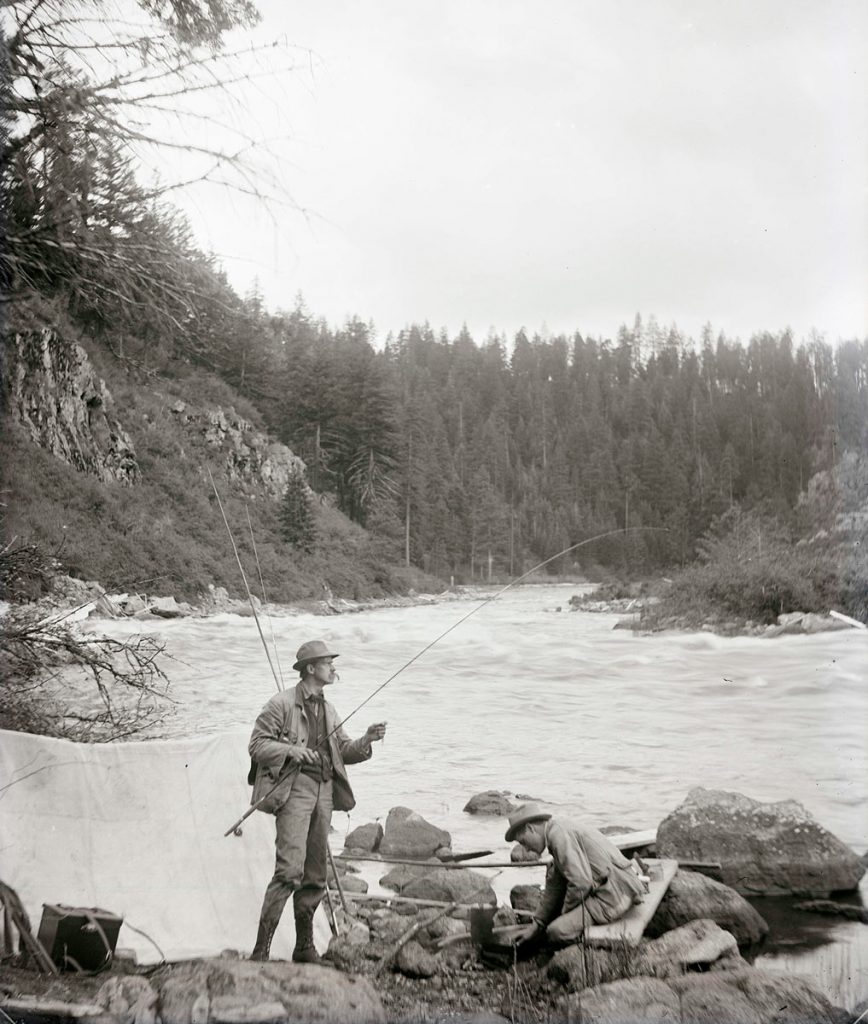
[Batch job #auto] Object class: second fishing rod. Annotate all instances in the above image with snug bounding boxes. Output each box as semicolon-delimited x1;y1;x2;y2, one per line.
222;522;667;838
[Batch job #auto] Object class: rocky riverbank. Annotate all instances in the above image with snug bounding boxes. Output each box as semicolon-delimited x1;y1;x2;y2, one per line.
568;584;867;638
3;788;865;1023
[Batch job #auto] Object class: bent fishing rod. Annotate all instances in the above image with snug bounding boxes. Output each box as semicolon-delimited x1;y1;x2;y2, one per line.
222;521;667;839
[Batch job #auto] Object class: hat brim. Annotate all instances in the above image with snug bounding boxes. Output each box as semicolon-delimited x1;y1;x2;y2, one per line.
293;652;339;672
505;812;551;843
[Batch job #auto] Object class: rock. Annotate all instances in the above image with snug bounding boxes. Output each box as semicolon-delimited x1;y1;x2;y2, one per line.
793;898;868;922
399;867;496;906
379;863;429;891
640;919;741;977
95;975;159;1024
1;330;140;485
509;884;542;914
94;594;121;618
394;938;439;978
646;869;769;946
344;822;383;852
368;910;412;944
667;973;762;1024
172;400;308;502
148;596;190;619
656;788;865;895
556;977;681;1024
380;806;452;858
424;916;467;942
462;791;518;816
669;966;848;1024
153;957;385;1024
334;874;368;894
118;594;148;616
548;945;646;991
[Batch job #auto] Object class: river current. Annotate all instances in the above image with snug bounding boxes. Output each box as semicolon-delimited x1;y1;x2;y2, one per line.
87;583;868;1006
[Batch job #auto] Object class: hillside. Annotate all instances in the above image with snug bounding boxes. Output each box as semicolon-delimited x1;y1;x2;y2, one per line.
0;323;441;607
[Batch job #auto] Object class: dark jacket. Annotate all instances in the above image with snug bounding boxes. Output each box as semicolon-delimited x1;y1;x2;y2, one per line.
248;682;372;813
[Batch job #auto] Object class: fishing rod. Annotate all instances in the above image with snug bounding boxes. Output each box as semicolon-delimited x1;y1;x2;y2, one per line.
223;525;667;839
245;504;285;689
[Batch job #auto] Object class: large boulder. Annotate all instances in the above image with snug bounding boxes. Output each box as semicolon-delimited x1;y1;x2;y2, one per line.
555;977;681;1024
96;975;159;1024
463;791;518;816
548;945;647;992
639;919;742;978
153;958;385;1024
669;966;848;1024
656;788;865;895
390;866;497;906
556;967;846;1024
379;806;452;858
394;938;439;978
646;869;769;946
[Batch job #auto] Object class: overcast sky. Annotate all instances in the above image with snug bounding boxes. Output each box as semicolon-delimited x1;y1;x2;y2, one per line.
168;0;867;347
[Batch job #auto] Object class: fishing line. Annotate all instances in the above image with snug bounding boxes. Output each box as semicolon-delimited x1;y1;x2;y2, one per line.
223;524;666;837
326;525;667;735
208;468;282;694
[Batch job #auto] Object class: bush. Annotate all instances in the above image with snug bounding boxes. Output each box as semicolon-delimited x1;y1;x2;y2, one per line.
643;506;856;627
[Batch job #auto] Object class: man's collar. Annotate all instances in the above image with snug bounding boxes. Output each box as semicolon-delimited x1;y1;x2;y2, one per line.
299;681;324;701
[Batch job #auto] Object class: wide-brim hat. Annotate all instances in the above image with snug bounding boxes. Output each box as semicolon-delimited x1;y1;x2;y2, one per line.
504;803;552;843
293;639;339;672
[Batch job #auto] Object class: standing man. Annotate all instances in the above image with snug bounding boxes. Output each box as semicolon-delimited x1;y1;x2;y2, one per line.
248;639;386;962
506;803;645;947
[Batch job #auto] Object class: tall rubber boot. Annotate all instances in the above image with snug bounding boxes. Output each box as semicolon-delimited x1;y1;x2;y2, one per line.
250;917;278;962
291;910;321;964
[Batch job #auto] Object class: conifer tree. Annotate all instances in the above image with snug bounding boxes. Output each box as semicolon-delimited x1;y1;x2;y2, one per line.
280;469;316;552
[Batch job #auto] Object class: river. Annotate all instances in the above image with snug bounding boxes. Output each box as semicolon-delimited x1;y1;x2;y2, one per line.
87;583;868;1007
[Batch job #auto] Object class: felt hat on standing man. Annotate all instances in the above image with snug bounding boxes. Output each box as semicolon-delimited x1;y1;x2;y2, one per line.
293;639;339;672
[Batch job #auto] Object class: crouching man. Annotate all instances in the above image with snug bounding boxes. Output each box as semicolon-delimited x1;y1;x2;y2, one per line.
248;639;386;963
507;803;645;947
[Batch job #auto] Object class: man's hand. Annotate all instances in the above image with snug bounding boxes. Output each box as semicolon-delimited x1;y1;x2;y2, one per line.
513;921;543;946
363;722;387;744
285;744;318;765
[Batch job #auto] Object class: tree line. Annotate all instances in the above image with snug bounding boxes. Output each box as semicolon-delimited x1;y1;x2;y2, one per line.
215;307;867;580
3;0;866;584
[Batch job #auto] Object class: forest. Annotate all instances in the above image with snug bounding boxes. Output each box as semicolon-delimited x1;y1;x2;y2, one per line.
2;0;867;602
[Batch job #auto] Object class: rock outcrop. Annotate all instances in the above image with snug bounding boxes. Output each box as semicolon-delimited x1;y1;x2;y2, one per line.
168;400;306;502
554;966;846;1024
646;869;769;946
2;330;139;484
656;788;865;895
152;957;385;1024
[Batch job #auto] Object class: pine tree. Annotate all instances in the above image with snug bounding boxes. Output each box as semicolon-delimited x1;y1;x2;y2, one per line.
279;469;317;552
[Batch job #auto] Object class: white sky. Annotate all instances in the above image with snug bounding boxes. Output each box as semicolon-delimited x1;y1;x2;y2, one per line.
164;0;867;346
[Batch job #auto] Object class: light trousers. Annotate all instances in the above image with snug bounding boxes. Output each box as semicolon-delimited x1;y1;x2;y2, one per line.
258;771;333;926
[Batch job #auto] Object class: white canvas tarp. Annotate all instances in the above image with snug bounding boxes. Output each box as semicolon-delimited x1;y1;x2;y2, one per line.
0;728;331;963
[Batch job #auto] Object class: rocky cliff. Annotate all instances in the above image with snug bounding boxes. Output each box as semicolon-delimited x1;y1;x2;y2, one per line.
1;330;309;502
1;330;139;485
166;400;307;502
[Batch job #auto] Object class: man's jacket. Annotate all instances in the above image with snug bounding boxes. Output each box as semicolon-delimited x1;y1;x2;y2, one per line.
537;817;646;924
248;682;372;814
